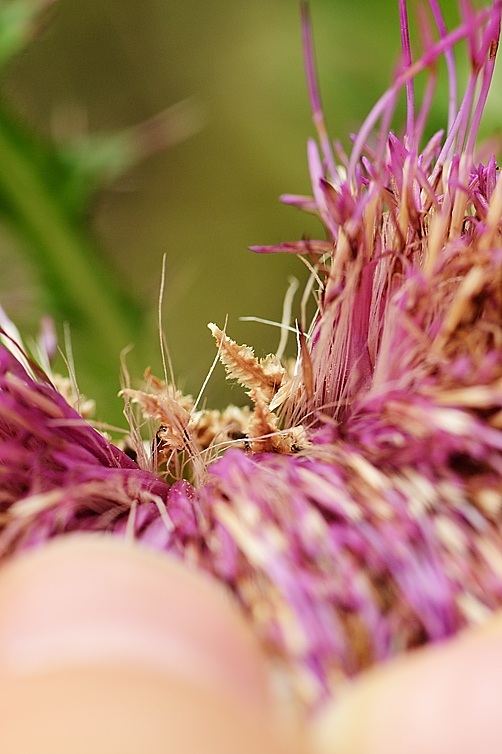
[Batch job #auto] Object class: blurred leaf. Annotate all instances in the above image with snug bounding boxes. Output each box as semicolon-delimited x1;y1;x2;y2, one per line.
0;0;54;71
0;100;142;326
58;98;204;213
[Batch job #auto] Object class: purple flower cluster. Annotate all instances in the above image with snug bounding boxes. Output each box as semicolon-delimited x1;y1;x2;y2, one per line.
0;342;171;554
2;0;502;710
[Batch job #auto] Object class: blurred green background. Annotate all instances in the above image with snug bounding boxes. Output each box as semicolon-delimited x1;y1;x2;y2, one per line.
0;0;498;425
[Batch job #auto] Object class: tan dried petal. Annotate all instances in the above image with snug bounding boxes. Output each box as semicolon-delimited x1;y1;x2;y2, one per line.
189;405;251;452
121;387;190;451
208;324;285;401
50;374;95;419
143;367;194;413
247;389;309;454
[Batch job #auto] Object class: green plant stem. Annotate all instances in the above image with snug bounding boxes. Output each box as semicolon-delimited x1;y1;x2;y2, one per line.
0;117;142;342
0;109;151;425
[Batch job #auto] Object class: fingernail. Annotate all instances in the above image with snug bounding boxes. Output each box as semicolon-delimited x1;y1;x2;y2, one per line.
0;534;271;716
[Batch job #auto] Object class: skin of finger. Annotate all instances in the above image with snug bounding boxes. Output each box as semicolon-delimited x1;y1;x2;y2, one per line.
0;665;297;754
312;627;502;754
0;535;271;716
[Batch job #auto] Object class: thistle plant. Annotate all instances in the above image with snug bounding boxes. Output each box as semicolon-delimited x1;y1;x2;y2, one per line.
2;0;502;714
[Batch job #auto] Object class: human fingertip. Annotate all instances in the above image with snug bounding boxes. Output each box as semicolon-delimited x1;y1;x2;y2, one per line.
310;631;502;754
0;534;271;716
0;665;295;754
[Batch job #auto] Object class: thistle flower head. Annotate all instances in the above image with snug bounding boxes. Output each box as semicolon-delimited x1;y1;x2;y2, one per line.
0;331;172;554
2;0;502;714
